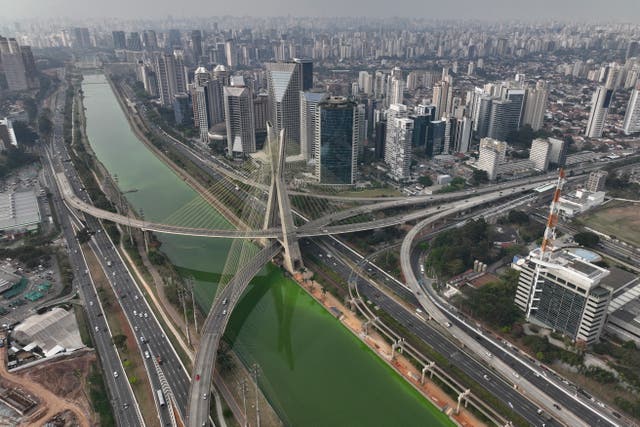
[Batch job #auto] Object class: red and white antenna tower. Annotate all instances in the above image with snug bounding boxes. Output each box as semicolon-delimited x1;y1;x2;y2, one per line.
539;168;566;260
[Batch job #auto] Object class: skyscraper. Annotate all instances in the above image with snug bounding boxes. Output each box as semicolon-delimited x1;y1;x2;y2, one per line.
206;65;229;126
0;37;37;92
224;84;256;157
529;138;551;171
385;104;413;180
389;77;404;105
300;90;328;161
143;30;158;50
314;97;360;184
522;81;548;131
193;86;210;143
154;51;187;107
585;86;614;138
127;32;142;51
224;40;236;68
112;31;126;49
432;79;452;119
191;30;203;64
293;58;313;91
548;138;567;167
623;83;640;135
477;138;507;180
265;62;302;155
72;28;91;48
487;99;515;141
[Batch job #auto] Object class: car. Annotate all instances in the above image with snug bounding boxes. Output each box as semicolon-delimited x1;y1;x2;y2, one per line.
113;371;119;378
203;393;207;400
94;326;99;332
513;372;520;379
508;402;514;409
144;312;149;318
222;309;227;315
537;409;543;415
553;403;561;410
140;336;146;343
89;301;94;306
144;351;150;359
483;374;490;381
133;310;137;316
222;298;228;305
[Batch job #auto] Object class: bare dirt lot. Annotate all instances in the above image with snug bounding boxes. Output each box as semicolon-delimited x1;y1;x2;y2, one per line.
582;201;640;246
19;350;97;425
0;347;90;427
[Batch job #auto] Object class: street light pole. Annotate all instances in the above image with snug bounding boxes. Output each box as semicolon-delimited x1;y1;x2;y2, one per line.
252;364;260;427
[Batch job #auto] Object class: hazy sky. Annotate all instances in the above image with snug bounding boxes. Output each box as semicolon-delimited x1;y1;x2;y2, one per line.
1;0;639;22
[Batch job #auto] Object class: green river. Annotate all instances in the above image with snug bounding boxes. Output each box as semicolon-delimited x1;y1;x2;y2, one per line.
81;73;453;427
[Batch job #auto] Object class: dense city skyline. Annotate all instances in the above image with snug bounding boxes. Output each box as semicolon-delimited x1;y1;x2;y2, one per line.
2;0;640;22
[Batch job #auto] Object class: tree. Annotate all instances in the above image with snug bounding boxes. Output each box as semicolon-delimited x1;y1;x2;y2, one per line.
418;175;433;187
112;334;127;351
507;210;529;225
38;109;53;137
471;169;489;185
574;231;600;248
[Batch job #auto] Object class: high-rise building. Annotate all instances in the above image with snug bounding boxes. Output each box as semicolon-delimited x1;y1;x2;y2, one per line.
143;30;158;50
389;77;404;105
206;66;228;126
293;58;313;91
513;248;611;344
487;99;514;141
623;83;640;135
427;120;445;157
265;62;302;155
127;32;142;51
72;28;91;48
522;81;548;131
453;116;473;153
172;93;190;125
432;79;452;119
193;86;209;143
477;138;507;180
529;138;551;171
173;50;187;94
224;40;236;68
112;31;126;49
0;117;18;149
191;30;203;63
548;137;567;167
253;92;269;132
155;54;174;106
0;37;38;92
585;86;614;138
314;97;360;184
586;170;608;193
224;84;256;157
385;104;412;180
300;90;327;160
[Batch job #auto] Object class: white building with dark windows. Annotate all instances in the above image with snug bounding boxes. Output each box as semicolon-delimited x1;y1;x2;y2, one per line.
623;83;640;135
512;249;611;344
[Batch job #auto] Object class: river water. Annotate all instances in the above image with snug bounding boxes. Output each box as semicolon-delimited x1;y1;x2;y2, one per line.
81;73;452;427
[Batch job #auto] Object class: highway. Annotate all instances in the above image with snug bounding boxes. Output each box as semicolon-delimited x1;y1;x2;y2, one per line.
186;243;281;427
48;85;193;425
302;237;557;426
42;87;144;426
399;201;620;426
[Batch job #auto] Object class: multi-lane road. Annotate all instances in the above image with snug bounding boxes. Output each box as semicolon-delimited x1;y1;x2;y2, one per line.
46;85;193;426
42;88;144;426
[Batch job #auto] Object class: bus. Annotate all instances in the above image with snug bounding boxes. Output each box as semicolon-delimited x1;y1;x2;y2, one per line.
156;389;166;407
